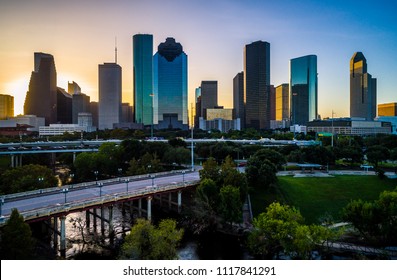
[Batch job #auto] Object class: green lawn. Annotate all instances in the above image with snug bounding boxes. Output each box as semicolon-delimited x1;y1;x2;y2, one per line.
250;175;397;224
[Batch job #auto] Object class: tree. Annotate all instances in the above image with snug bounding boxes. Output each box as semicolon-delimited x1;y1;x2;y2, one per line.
366;145;390;168
0;209;34;259
246;156;277;189
342;188;397;245
0;164;58;194
199;157;220;183
248;202;337;259
253;149;286;170
120;219;183;260
219;186;242;224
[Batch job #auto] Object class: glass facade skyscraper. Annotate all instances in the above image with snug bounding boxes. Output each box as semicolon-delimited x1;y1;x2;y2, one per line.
153;37;188;130
290;55;318;125
233;72;244;128
133;34;153;125
244;41;271;129
350;52;377;120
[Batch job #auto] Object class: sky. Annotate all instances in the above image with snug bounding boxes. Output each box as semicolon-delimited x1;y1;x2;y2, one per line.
0;0;396;119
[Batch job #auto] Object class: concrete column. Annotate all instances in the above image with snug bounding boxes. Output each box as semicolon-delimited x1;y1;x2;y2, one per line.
147;196;152;221
73;152;76;163
168;193;172;209
86;210;90;230
53;217;58;251
108;205;114;244
60;216;66;258
93;208;97;233
178;191;182;213
159;194;163;206
10;155;14;168
101;206;105;235
138;198;142;217
19;154;22;166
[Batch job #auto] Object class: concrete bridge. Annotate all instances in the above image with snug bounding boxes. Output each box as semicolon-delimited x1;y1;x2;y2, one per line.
0;170;200;257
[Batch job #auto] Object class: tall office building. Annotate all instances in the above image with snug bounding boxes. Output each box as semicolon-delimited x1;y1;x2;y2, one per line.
68;81;81;95
200;81;218;119
72;93;90;124
290;55;318;125
233;72;244;128
194;87;202;128
24;52;57;125
269;85;276;121
153;37;188;130
0;94;14;120
90;101;99;127
98;63;122;130
57;87;72;124
244;41;271;129
133;34;153;125
350;52;377;120
275;84;289;121
378;102;397;117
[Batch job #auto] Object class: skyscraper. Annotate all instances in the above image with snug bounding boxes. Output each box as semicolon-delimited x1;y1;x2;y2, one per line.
153;37;188;130
244;41;271;129
233;72;244;128
200;81;218;119
98;63;122;130
57;87;72;124
0;94;14;120
350;52;377;120
133;34;153;125
24;52;57;125
275;84;289;121
290;55;318;125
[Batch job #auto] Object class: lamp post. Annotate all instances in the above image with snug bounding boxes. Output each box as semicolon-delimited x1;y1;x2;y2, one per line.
70;173;74;189
62;188;69;203
98;182;104;197
150;174;155;188
125;178;130;193
94;170;98;184
118;168;122;181
150;93;154;139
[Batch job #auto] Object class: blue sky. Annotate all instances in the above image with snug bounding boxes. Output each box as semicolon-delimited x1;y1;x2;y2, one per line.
1;0;396;118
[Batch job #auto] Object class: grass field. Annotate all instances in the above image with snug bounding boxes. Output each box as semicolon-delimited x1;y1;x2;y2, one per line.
250;175;397;224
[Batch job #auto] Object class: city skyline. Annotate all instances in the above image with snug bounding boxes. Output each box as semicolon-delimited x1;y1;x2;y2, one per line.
1;0;396;119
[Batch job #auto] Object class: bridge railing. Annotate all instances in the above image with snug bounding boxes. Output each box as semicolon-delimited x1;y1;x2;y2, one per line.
2;169;192;201
0;178;200;225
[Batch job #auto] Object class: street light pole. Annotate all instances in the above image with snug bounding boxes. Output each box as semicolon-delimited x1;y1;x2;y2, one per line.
98;183;103;197
62;188;69;203
125;178;130;193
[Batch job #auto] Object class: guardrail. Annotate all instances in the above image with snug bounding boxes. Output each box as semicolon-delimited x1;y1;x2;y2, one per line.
2;169;192;201
0;178;200;225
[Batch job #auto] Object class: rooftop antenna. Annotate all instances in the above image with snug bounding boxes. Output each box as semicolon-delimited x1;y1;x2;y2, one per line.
115;37;118;63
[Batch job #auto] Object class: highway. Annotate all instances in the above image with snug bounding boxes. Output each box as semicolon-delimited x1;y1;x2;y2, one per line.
0;170;200;221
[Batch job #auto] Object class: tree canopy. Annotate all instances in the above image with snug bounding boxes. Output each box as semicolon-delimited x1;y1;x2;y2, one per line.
120;219;184;260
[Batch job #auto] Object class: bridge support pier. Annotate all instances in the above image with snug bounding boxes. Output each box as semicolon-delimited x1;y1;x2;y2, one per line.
86;211;90;229
108;205;114;244
147;196;152;221
178;191;182;213
138;198;142;217
93;208;97;233
53;217;58;251
60;216;66;258
73;152;76;163
101;207;105;235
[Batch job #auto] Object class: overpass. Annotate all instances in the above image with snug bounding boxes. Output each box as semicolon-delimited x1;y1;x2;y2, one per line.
0;170;200;257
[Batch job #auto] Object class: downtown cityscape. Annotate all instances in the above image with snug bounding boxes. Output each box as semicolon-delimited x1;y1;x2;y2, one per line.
1;0;397;268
